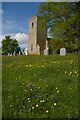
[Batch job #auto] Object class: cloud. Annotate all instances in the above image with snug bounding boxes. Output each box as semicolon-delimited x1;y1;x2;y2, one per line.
0;32;28;48
0;9;4;14
2;20;16;33
14;32;28;48
6;20;15;25
2;19;27;35
0;34;4;47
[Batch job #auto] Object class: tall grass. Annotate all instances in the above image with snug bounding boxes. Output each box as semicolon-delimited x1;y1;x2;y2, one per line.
2;54;78;118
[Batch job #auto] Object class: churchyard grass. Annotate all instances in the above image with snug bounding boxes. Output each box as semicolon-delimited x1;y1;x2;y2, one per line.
2;54;79;118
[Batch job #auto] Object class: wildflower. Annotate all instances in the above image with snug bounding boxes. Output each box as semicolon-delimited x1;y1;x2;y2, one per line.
38;87;40;90
41;65;44;68
54;103;57;106
29;64;32;67
77;74;79;76
57;90;59;93
75;71;78;74
56;87;57;89
42;100;45;102
32;106;34;109
31;89;32;91
28;98;30;100
40;100;42;103
46;110;48;113
69;72;72;75
65;71;67;74
26;65;28;67
23;83;24;85
36;104;38;107
10;104;12;108
29;100;30;103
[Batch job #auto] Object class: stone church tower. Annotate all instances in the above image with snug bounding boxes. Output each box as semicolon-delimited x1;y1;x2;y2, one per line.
28;16;47;55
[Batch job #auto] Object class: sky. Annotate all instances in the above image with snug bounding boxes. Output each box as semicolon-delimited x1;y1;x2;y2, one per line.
1;2;42;49
0;0;79;48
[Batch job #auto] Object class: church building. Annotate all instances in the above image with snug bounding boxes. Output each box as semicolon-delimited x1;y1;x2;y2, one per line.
28;16;48;55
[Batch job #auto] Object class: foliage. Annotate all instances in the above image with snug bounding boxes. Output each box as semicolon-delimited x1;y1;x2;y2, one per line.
2;54;78;118
37;2;80;52
2;35;19;55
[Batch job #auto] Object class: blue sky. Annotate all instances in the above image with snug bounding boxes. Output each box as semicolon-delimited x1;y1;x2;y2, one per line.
2;2;41;34
1;2;42;48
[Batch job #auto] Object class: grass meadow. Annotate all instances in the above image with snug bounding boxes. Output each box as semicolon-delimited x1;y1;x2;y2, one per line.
2;54;79;118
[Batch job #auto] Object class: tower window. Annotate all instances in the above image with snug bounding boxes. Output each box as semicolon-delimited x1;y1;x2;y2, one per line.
31;44;33;51
32;22;34;28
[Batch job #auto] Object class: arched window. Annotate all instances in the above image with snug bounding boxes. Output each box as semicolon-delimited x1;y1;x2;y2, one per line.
31;44;33;51
32;22;34;28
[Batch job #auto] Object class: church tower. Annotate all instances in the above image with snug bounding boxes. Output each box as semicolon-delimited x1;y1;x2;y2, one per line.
28;16;47;55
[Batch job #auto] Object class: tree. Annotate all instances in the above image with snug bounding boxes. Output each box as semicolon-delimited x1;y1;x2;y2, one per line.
2;35;19;55
37;2;80;52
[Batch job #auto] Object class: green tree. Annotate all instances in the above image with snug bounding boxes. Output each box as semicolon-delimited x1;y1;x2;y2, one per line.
2;35;19;55
37;2;80;52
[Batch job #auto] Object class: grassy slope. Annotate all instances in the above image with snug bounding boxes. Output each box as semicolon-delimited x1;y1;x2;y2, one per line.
2;54;78;118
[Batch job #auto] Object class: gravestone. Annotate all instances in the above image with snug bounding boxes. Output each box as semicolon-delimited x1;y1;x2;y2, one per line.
36;45;40;55
8;53;10;56
60;48;67;56
25;50;28;55
13;52;15;56
19;51;20;55
44;48;49;55
10;53;12;56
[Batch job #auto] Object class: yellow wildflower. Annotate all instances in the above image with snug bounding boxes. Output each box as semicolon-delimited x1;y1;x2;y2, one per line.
75;71;78;74
56;87;57;89
28;98;30;100
57;90;59;93
38;87;40;89
29;64;32;67
26;65;28;67
69;72;72;75
54;103;57;106
41;65;44;68
77;74;79;76
29;100;30;103
32;106;34;109
65;71;67;74
36;104;38;107
31;89;32;91
23;83;24;85
40;100;42;103
42;100;45;102
46;110;48;113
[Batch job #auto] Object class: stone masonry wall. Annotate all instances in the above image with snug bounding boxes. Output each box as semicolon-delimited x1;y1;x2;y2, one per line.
28;16;47;55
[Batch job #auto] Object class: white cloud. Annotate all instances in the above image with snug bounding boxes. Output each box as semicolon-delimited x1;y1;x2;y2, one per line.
0;9;4;14
3;19;27;34
6;20;15;25
0;32;28;48
0;34;4;47
3;20;16;33
14;32;28;48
